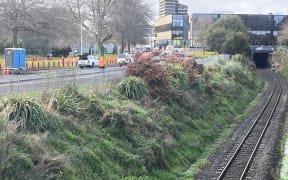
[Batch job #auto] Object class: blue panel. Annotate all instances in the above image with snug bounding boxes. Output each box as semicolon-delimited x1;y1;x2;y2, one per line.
13;50;20;68
19;50;26;68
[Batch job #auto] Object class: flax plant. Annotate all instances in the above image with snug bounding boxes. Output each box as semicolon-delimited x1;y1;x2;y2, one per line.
2;96;48;133
117;76;148;99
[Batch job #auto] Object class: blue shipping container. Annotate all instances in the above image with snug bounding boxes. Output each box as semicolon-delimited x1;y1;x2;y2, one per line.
4;48;26;70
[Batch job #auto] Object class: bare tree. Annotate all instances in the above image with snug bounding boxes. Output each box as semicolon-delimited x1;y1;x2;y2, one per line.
278;20;288;45
192;16;213;47
0;0;49;47
66;0;114;49
66;0;152;53
112;0;152;53
38;6;80;48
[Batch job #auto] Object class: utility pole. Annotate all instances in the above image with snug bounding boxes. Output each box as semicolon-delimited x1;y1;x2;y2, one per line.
150;34;153;50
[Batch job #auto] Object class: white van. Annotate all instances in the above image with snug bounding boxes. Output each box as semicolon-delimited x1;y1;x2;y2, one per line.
78;55;99;68
117;54;134;66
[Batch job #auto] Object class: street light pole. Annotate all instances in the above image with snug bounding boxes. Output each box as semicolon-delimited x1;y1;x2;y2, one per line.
80;16;83;55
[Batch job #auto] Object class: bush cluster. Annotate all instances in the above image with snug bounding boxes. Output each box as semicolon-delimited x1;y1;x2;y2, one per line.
125;60;200;100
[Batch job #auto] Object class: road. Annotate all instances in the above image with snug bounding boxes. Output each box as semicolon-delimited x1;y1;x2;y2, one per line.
0;67;126;96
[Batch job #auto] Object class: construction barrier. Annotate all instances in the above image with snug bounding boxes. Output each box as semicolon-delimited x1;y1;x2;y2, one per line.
0;58;3;70
0;56;117;72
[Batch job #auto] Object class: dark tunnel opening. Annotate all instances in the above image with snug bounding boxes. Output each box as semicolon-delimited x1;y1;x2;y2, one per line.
253;53;270;68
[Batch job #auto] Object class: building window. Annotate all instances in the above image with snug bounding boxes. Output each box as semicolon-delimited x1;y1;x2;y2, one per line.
173;15;184;29
172;30;183;40
154;23;173;33
274;15;286;29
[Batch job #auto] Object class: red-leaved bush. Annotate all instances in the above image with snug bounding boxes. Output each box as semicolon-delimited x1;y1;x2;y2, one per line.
126;59;202;100
126;60;170;100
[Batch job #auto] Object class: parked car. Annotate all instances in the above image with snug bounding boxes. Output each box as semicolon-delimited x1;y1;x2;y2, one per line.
117;54;134;66
78;55;99;68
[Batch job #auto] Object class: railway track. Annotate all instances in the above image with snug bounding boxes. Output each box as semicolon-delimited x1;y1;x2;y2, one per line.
216;71;283;180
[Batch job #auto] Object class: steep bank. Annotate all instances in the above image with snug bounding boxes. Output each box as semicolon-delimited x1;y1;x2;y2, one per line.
0;60;264;179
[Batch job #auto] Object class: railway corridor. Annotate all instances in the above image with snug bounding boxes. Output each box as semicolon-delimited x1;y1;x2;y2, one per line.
196;70;288;180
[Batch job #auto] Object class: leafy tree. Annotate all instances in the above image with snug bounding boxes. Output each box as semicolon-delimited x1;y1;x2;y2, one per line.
222;32;250;55
206;15;249;55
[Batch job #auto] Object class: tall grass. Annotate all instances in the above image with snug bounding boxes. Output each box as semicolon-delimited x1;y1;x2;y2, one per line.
54;84;86;116
2;96;48;133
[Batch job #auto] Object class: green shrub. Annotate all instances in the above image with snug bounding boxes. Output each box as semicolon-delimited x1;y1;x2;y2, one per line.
3;96;48;133
85;96;104;118
6;150;33;179
117;76;148;99
55;85;86;115
165;64;188;90
102;109;129;131
233;54;246;64
55;93;81;115
222;61;244;77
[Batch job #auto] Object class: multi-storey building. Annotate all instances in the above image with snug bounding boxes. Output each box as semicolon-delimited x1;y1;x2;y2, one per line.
159;0;188;17
190;13;288;47
154;14;189;48
153;0;189;48
176;3;188;15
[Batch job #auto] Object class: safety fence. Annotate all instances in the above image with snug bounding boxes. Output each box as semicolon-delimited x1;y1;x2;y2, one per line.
0;56;117;71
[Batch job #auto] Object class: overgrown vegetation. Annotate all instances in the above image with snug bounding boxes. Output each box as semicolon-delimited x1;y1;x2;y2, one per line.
275;49;288;180
273;47;288;76
0;59;264;179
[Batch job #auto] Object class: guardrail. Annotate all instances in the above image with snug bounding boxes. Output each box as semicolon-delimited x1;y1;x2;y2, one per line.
0;56;117;71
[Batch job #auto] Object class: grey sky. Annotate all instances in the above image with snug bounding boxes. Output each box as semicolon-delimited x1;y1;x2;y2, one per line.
148;0;288;17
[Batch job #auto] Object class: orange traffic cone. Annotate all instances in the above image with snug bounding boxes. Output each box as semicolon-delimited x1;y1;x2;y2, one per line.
2;67;8;76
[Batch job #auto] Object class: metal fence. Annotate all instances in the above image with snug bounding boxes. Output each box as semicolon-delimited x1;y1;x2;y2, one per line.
195;54;231;65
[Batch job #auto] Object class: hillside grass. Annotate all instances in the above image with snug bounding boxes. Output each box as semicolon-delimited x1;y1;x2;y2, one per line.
277;64;288;180
0;59;264;179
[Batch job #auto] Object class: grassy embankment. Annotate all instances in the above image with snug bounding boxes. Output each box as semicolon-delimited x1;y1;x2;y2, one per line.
0;57;264;179
279;114;288;180
275;49;288;179
277;64;288;180
272;47;288;180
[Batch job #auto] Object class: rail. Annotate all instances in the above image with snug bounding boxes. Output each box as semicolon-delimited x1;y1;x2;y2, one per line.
216;71;282;179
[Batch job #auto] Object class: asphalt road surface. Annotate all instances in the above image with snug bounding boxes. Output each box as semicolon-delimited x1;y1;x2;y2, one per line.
0;67;126;96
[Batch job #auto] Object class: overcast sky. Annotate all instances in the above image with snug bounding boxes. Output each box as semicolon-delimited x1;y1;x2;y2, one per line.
148;0;288;18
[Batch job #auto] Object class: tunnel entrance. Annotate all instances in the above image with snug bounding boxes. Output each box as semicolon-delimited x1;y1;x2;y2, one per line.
253;52;270;68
